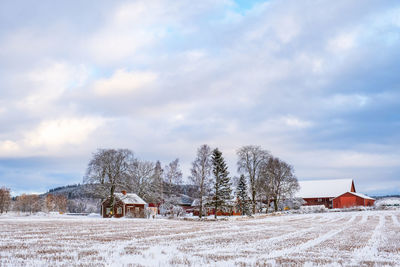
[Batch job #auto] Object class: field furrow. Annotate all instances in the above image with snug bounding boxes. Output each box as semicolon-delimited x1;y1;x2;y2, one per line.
1;210;399;266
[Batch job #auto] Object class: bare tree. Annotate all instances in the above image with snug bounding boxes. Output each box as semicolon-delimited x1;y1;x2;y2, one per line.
54;195;68;213
0;187;11;214
264;157;299;212
237;145;270;214
84;149;134;214
257;161;275;213
189;144;212;218
14;194;41;213
126;160;156;202
164;158;183;195
45;194;56;212
151;160;164;203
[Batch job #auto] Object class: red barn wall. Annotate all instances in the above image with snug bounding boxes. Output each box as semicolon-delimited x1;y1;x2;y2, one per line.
303;198;332;209
333;192;375;208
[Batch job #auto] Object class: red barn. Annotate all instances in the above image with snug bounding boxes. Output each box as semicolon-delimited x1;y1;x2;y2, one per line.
296;179;356;209
101;191;147;218
333;192;375;208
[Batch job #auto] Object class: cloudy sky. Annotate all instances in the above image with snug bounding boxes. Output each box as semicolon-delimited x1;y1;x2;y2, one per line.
0;0;399;196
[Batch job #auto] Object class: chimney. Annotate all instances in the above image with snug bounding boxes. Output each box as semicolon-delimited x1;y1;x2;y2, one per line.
121;190;127;195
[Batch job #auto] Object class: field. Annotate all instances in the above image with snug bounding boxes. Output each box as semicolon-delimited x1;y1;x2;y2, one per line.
1;210;400;266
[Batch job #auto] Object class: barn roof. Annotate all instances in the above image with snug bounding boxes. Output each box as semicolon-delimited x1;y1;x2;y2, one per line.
295;179;355;198
334;191;375;200
179;195;194;206
114;193;146;205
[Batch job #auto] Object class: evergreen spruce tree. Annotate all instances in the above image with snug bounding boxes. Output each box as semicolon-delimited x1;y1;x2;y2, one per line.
208;148;232;219
236;174;250;215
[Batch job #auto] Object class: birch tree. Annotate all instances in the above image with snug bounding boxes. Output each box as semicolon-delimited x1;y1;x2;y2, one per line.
164;158;183;195
151;160;164;203
189;144;212;218
126;160;156;202
237;145;270;214
264;157;299;212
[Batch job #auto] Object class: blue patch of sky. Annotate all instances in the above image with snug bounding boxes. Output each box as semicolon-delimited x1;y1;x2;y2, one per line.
233;0;265;14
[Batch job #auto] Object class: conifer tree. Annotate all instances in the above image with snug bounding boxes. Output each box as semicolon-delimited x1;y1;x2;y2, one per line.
236;174;250;215
208;148;232;219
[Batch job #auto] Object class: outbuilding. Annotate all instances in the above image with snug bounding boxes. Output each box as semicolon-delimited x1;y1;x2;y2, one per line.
296;179;356;209
333;192;375;209
101;191;147;218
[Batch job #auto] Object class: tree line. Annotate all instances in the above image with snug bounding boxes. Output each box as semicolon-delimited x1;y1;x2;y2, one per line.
190;145;299;218
0;190;70;214
84;145;299;218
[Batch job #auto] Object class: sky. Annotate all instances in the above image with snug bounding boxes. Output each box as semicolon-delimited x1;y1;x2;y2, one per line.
0;0;399;196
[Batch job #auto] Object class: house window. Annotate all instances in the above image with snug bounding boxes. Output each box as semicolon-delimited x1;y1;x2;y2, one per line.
317;198;322;202
117;207;122;214
135;207;140;213
106;208;111;214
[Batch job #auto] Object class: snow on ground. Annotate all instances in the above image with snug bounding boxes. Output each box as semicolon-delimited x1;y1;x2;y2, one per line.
1;210;400;266
376;197;400;207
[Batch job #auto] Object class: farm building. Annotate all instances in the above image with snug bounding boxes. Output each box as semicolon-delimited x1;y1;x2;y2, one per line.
177;195;195;213
101;191;146;218
296;179;356;209
333;192;375;208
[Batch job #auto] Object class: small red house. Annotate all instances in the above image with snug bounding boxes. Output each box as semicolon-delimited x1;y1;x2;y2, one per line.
101;191;147;218
333;192;375;209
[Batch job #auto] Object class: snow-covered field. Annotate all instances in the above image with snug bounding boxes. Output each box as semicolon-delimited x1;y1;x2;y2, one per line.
1;210;400;266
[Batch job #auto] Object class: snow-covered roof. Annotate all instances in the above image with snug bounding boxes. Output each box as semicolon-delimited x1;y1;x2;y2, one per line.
179;195;194;206
114;193;146;205
191;199;200;207
334;191;375;200
295;179;354;198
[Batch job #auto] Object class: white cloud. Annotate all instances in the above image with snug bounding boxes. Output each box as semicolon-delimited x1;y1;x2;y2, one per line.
17;62;89;113
291;149;400;172
0;140;20;153
0;117;104;157
24;117;103;148
275;16;301;44
327;32;357;53
93;69;157;97
85;1;176;64
325;94;369;109
282;116;313;129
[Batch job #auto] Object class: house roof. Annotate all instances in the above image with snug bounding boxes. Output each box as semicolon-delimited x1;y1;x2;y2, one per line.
114;193;147;205
295;179;354;198
334;191;375;200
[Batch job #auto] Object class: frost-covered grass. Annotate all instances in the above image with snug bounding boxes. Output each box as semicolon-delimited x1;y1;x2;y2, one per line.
1;210;399;266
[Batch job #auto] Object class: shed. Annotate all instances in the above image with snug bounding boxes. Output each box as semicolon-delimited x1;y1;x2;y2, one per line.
101;191;147;218
295;179;355;208
333;192;375;208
